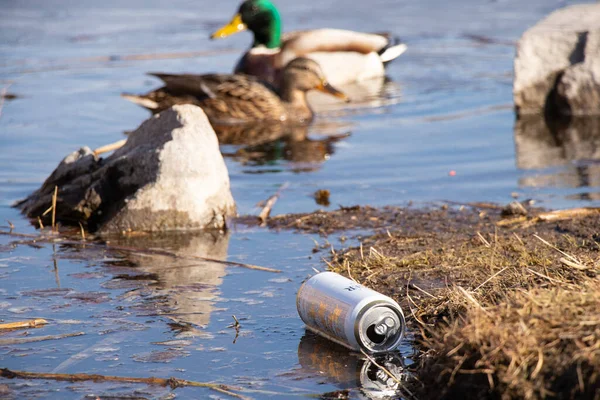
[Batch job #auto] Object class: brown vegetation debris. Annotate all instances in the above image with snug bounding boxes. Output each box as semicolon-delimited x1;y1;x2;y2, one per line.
313;206;600;399
314;189;331;207
419;283;600;400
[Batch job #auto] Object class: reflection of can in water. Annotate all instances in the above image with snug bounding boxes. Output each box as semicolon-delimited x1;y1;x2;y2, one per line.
296;272;406;353
297;332;407;398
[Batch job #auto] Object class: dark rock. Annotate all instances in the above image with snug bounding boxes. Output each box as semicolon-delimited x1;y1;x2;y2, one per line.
17;105;236;232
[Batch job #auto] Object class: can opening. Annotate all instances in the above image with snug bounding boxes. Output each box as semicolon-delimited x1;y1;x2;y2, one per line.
366;324;386;344
358;304;405;352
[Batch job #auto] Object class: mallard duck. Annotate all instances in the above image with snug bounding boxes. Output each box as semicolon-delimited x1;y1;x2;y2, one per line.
122;57;348;124
210;0;407;87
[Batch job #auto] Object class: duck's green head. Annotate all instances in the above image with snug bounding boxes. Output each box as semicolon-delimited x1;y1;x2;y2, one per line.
210;0;281;49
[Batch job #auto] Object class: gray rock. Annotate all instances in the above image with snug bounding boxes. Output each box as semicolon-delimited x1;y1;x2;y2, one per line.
556;56;600;115
514;4;600;116
17;105;236;233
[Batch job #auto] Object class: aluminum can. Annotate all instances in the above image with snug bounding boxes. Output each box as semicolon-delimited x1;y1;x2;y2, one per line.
296;271;405;353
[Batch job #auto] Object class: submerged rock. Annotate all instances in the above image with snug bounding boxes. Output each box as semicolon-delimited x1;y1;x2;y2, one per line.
514;4;600;116
17;105;236;232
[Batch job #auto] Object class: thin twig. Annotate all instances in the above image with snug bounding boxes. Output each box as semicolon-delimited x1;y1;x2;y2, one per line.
0;318;48;330
42;205;53;216
78;222;86;241
93;139;127;157
0;368;250;400
101;243;280;273
211;386;250;399
457;286;490;316
51;185;58;232
409;283;436;298
405;284;431;326
0;331;84;345
346;260;357;283
559;257;589;271
6;220;14;232
228;315;241;344
473;267;509;292
526;268;564;285
477;232;490;247
537;208;600;222
0;230;281;273
258;182;289;226
534;235;580;264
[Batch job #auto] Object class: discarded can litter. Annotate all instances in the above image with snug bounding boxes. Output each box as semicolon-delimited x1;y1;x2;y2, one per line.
296;272;405;353
297;331;407;398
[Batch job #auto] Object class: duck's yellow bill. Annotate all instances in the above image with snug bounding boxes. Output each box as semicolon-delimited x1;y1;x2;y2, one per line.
210;14;246;39
317;81;350;102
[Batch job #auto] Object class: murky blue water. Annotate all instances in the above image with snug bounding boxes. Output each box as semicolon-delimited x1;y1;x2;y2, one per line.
0;0;598;398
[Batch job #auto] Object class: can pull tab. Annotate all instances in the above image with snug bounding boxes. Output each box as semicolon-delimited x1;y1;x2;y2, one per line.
367;317;397;344
374;317;396;336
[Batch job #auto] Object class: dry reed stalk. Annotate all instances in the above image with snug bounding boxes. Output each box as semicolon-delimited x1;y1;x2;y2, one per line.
0;319;48;330
0;368;251;400
93;139;126;156
51;186;58;232
0;331;84;345
258;182;289;225
537;208;600;222
78;222;86;241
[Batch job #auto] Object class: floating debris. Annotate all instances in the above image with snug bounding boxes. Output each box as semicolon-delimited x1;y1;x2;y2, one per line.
0;318;48;330
314;189;331;206
500;200;528;217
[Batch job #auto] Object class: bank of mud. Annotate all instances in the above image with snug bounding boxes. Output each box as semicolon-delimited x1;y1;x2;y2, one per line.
255;204;600;399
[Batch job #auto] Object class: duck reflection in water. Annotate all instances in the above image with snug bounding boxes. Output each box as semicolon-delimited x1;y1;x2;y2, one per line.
105;230;229;329
514;115;600;200
292;331;409;399
214;122;351;172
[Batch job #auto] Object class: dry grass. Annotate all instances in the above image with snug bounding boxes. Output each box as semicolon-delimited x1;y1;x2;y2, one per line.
419;282;600;399
326;208;600;399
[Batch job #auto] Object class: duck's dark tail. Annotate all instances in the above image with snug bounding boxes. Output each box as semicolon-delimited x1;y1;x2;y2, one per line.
378;36;407;65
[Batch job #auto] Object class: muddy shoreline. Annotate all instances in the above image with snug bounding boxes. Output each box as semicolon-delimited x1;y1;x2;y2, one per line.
1;202;599;398
247;203;600;399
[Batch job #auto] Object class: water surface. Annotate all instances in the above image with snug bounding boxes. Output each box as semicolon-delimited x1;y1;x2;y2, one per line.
1;0;598;398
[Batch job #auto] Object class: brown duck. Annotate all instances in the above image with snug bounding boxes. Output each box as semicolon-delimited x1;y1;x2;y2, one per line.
122;57;348;125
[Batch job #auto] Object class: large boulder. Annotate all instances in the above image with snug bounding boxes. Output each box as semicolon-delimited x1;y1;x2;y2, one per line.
514;4;600;116
17;105;236;233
